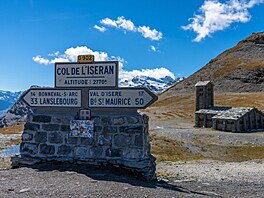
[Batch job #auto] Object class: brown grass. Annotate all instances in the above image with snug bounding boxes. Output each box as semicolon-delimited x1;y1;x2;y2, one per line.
0;124;24;135
213;59;264;79
198;144;264;162
150;135;203;162
146;92;264;124
151;135;264;163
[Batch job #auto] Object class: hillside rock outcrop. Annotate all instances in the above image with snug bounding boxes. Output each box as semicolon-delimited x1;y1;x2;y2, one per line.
161;32;264;100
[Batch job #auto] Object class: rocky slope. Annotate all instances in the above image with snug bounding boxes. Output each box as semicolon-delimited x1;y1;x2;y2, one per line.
161;32;264;100
0;91;22;117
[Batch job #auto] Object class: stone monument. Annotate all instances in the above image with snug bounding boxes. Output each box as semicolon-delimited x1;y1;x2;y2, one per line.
13;55;157;180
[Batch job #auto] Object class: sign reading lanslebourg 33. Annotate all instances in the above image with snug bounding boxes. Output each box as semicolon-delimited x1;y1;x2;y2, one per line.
21;89;82;107
55;61;118;88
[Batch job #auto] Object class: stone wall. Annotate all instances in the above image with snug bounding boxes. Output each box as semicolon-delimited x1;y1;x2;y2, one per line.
17;113;156;180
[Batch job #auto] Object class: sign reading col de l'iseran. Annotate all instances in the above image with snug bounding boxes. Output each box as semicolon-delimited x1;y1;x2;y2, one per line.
55;61;118;88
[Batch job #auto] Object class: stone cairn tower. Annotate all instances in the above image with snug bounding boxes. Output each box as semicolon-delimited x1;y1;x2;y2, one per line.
195;81;214;111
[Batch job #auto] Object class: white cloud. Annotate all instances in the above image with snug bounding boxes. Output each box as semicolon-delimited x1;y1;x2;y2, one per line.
150;45;157;52
100;16;136;31
33;46;175;82
138;26;163;41
100;17;118;27
93;25;107;32
33;46;109;65
32;55;50;65
95;16;162;41
119;67;175;82
116;16;136;32
182;0;264;42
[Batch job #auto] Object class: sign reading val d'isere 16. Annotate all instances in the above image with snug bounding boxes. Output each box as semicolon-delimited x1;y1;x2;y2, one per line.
55;61;118;88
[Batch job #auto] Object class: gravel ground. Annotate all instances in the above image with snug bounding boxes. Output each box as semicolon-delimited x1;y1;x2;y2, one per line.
1;122;264;197
1;161;264;198
158;159;264;182
150;122;264;146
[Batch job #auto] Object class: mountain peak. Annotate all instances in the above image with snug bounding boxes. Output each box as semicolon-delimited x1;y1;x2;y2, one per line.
161;32;264;99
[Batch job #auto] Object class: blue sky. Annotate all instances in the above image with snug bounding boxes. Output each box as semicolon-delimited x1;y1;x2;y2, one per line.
0;0;263;91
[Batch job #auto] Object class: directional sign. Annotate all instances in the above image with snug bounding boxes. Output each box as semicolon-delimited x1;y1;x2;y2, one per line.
88;88;158;109
55;61;118;88
21;88;82;107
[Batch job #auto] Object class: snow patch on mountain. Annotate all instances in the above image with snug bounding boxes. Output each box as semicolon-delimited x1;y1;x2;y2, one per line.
119;75;184;93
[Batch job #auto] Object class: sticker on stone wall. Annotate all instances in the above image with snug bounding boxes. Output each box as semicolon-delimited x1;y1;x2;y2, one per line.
69;120;94;138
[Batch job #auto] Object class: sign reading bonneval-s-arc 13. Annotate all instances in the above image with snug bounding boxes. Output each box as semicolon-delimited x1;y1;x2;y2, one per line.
55;61;118;88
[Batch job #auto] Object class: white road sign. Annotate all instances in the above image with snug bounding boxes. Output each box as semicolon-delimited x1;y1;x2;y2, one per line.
21;89;82;107
88;88;158;109
55;61;118;88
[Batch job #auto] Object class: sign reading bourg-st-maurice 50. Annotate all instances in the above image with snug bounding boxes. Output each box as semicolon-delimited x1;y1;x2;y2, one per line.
55;61;118;88
88;88;158;109
21;88;82;107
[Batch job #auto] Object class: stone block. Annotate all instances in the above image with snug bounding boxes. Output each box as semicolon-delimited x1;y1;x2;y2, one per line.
106;148;122;157
94;126;103;132
39;144;55;155
48;132;63;144
103;126;117;134
123;148;143;159
22;131;34;141
74;146;89;158
66;137;79;144
114;134;131;147
80;138;94;146
74;146;104;159
34;132;47;143
32;115;51;123
52;115;73;124
90;146;103;158
119;125;143;134
126;116;141;124
20;142;38;155
61;125;70;132
143;114;149;124
42;124;60;131
135;134;144;147
113;117;125;125
92;116;101;125
57;145;72;155
24;123;40;131
101;117;112;126
98;134;112;146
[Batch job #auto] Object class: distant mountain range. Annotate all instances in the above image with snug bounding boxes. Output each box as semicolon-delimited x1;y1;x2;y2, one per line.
0;75;182;127
0;90;22;117
119;75;184;93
